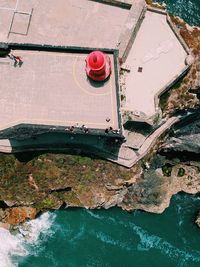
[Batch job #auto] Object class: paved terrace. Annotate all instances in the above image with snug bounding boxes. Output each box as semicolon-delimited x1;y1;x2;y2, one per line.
124;10;188;119
0;0;129;48
0;49;119;133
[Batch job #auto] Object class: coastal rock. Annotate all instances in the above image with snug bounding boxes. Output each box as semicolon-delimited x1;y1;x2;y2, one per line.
161;114;200;154
5;207;37;225
185;55;195;65
196;213;200;228
162;20;200;115
105;183;124;191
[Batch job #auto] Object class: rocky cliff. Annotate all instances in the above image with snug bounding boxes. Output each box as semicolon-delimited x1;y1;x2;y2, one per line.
0;10;199;228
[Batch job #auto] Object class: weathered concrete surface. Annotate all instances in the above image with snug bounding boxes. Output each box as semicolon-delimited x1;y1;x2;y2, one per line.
0;50;119;131
124;10;188;118
1;0;129;48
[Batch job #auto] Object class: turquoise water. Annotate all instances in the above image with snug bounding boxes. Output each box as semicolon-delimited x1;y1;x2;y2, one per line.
6;193;199;267
157;0;200;25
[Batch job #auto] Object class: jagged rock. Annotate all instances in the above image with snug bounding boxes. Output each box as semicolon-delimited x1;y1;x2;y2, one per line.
104;188;128;209
161;114;200;154
3;200;17;207
105;183;124;191
185;55;195;65
5;207;37;225
0;209;7;221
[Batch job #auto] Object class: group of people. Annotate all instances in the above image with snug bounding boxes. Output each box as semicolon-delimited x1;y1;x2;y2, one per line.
65;124;89;134
65;124;121;136
105;127;120;135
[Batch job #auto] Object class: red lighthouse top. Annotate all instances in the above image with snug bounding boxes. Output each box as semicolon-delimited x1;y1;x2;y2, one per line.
85;50;111;81
87;51;106;71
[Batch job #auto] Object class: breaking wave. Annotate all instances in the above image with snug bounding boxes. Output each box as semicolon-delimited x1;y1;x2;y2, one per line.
0;228;26;267
0;212;56;267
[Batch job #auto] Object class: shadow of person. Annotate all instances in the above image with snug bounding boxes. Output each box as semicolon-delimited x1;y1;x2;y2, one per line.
19;61;23;67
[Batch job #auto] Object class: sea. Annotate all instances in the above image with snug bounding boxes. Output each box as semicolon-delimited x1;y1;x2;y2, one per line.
0;194;199;267
0;0;200;266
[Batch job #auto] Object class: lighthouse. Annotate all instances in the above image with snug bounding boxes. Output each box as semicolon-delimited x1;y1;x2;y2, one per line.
85;50;111;81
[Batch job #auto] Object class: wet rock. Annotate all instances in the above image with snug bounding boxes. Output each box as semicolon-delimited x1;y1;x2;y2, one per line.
195;213;200;228
5;207;37;225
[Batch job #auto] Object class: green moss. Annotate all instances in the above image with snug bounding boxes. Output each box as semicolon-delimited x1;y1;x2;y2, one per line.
57;191;81;206
73;155;93;166
34;197;55;209
162;164;172;177
84;171;95;181
177;167;185;177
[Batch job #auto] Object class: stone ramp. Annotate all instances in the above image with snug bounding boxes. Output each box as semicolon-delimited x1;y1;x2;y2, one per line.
117;0;146;62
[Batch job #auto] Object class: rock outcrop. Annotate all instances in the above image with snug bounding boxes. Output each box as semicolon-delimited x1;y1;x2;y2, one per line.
0;207;37;225
161;112;200;154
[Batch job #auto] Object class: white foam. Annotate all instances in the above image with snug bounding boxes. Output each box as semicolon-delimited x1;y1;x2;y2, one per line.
0;228;26;267
96;231;131;251
128;222;200;265
18;212;56;244
86;210;105;220
0;212;56;267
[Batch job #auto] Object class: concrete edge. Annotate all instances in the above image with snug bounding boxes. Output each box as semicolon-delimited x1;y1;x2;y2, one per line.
166;14;191;54
3;42;118;54
152;10;193;117
146;5;167;15
89;0;132;9
154;65;191;113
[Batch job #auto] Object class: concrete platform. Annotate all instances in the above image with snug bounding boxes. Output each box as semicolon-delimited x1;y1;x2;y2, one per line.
0;49;120;133
124;10;188;118
0;0;129;48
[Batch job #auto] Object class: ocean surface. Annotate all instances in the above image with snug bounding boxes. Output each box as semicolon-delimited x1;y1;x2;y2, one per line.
0;194;199;267
1;0;200;266
157;0;200;26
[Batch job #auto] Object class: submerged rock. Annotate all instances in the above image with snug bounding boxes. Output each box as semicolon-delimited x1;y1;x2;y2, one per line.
196;213;200;228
